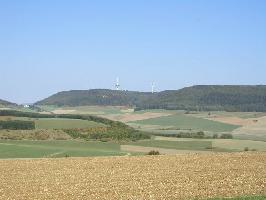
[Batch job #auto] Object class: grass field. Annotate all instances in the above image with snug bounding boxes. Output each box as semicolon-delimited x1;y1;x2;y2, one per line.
0;136;265;159
154;136;266;152
0;153;265;200
209;197;266;200
186;111;266;119
0;139;217;159
35;118;105;129
132;113;240;132
0;140;126;158
126;140;213;151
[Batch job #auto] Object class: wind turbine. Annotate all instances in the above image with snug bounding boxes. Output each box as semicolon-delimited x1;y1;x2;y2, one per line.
115;77;120;90
151;82;155;93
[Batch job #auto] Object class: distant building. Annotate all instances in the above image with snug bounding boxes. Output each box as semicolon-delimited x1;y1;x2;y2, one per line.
23;104;30;108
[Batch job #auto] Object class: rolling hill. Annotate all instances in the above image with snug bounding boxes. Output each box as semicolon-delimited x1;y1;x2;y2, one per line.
0;99;16;107
36;89;154;107
36;85;266;112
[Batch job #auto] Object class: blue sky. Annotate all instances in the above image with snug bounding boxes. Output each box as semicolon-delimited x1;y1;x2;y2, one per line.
0;0;265;103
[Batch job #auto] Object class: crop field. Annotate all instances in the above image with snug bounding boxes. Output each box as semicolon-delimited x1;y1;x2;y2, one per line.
38;106;266;141
1;108;266;158
0;139;219;159
0;153;265;200
131;113;240;132
34;118;105;129
154;136;266;152
126;140;213;151
187;111;266;119
123;110;266;141
41;105;129;115
0;140;126;158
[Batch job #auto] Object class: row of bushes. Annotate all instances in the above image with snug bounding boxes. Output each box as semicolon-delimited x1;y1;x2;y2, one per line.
63;126;150;141
213;133;233;139
154;132;233;139
0;120;35;130
154;131;206;139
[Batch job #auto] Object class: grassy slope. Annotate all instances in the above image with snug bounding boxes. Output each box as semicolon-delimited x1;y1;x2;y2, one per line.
35;118;105;129
132;113;240;132
0;99;16;107
0;140;125;158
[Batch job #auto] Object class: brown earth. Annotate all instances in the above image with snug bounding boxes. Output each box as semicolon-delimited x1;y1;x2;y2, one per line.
52;109;76;114
206;116;255;126
0;116;16;121
0;153;265;200
233;116;266;136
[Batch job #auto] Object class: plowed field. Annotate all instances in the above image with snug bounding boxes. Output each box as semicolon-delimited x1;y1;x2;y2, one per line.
0;153;265;200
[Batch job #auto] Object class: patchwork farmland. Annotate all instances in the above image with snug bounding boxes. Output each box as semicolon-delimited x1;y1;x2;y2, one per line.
0;107;266;199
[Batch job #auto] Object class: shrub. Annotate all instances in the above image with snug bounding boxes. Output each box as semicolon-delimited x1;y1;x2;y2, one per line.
0;120;35;130
220;133;233;139
147;150;160;155
194;131;205;139
244;147;249;151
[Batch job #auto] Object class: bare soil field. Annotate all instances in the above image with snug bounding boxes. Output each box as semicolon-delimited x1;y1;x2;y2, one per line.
232;116;266;140
207;116;255;126
0;153;265;200
52;109;76;114
0;116;16;121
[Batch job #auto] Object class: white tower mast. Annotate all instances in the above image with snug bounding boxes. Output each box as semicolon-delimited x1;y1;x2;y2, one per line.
115;77;120;90
151;82;155;93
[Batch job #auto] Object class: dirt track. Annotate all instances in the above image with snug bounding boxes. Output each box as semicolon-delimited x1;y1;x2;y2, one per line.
0;153;265;200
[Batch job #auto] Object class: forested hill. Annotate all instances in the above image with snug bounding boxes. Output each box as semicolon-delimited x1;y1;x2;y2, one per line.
0;99;16;107
36;89;154;107
35;86;266;112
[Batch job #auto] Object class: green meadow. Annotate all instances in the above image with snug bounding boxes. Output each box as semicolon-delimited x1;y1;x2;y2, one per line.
0;140;125;158
132;113;240;132
126;140;213;151
35;118;105;129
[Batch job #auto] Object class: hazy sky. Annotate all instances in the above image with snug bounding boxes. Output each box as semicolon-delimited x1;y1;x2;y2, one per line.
0;0;265;103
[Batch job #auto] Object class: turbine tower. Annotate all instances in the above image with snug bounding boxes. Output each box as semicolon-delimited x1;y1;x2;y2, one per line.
115;77;120;90
151;82;155;93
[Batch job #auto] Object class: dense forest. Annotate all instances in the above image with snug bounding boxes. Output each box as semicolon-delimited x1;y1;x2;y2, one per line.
36;89;153;107
36;85;266;112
